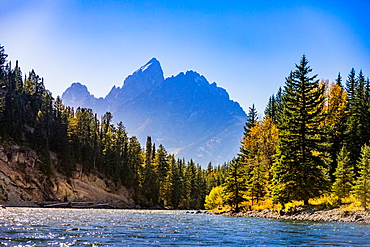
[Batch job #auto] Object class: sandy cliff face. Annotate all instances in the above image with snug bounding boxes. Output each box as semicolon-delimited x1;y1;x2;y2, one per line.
0;143;134;207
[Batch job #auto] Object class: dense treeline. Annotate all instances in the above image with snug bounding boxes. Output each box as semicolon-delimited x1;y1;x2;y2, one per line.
207;55;370;211
0;45;228;209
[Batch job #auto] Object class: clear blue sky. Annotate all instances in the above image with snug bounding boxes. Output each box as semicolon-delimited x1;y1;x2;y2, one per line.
1;0;370;113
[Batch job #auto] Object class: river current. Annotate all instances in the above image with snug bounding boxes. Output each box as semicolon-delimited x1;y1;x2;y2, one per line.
0;208;369;246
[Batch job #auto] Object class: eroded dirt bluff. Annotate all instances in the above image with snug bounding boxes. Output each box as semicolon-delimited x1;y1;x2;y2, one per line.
0;143;135;207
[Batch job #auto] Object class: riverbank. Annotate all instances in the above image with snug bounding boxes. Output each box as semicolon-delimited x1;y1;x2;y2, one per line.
0;201;140;209
0;144;135;208
206;208;370;224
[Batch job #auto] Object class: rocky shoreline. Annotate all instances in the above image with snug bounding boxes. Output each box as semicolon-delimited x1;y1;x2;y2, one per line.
206;208;370;224
0;201;165;210
1;202;369;224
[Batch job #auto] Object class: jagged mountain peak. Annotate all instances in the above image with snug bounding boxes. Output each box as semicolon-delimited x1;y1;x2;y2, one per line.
138;57;160;72
68;82;88;91
61;82;91;104
62;82;109;113
121;58;164;91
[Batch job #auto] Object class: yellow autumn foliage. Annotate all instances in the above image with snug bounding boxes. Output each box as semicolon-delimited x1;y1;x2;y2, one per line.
204;185;226;210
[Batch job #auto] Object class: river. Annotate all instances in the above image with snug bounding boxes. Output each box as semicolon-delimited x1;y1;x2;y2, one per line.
0;208;369;246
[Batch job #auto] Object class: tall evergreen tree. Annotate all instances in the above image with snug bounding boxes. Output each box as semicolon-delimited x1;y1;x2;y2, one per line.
265;87;284;125
0;45;7;134
264;95;276;121
248;150;268;204
155;144;169;205
335;72;342;86
353;144;370;211
161;154;176;207
345;68;357;105
127;136;143;203
244;104;258;135
239;104;259;172
344;69;369;173
142;136;158;206
169;157;182;208
112;121;129;184
185;160;197;208
225;158;246;212
194;165;207;208
271;55;330;205
332;146;354;201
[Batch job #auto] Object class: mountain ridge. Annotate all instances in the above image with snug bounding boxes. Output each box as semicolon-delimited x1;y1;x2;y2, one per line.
62;59;247;165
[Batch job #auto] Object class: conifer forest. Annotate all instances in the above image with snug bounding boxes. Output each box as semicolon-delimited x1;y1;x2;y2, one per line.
1;44;369;210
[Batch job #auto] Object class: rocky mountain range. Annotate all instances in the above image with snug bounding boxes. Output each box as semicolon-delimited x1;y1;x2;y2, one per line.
62;58;247;165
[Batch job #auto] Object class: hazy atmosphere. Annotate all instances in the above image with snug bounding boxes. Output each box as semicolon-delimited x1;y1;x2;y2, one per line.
2;0;370;112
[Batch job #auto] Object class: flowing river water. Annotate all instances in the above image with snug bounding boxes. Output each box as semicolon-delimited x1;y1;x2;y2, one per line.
0;207;369;246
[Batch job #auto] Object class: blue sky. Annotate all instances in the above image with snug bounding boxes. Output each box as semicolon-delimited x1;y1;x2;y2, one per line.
1;0;370;113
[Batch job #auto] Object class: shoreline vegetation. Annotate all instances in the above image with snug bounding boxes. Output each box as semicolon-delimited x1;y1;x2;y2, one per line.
204;56;370;219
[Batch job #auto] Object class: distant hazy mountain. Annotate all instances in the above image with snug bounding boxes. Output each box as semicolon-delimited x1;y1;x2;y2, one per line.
62;58;247;165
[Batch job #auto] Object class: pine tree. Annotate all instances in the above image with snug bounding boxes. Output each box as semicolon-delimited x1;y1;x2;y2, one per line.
161;154;176;207
52;98;73;176
355;70;369;143
332;146;354;201
113;121;129;184
170;157;182;208
345;70;370;174
194;165;207;208
345;68;357;105
127;136;143;203
186;160;197;208
244;104;258;136
344;69;360;164
248;150;268;204
0;45;7;73
265;87;284;125
353;144;370;211
335;72;342;86
264;95;276;121
155;144;169;205
0;45;7;135
271;55;330;205
239;104;259;175
225;158;246;212
142;136;159;206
